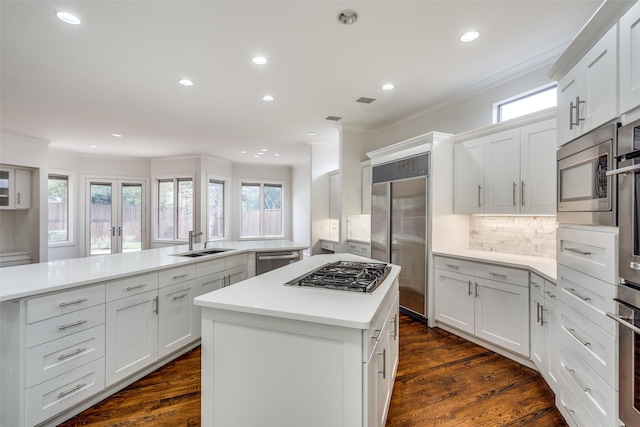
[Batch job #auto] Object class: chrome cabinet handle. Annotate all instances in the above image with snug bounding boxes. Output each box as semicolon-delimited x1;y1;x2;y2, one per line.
512;181;517;207
562;404;578;425
126;284;147;291
172;292;189;300
540;306;546;325
17;192;20;205
58;383;87;399
59;298;87;307
390;314;398;341
477;185;482;207
153;296;159;314
475;282;479;298
468;280;472;296
569;100;576;130
565;366;590;392
521;181;525;206
372;329;381;341
445;263;459;269
544;290;556;299
378;348;387;379
58;347;87;361
489;272;507;278
566;287;591;302
536;302;541;324
564;247;591;256
58;320;87;330
607;312;640;334
172;273;189;279
566;327;591;347
606;163;640;176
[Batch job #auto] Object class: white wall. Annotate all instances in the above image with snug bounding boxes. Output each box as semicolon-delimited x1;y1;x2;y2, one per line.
291;159;311;257
0;131;49;263
310;141;339;255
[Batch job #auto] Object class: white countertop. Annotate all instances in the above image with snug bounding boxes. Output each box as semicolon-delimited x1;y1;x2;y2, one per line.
194;253;400;329
433;249;556;282
0;240;308;302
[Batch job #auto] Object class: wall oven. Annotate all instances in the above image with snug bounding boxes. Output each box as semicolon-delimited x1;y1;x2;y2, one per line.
557;123;618;226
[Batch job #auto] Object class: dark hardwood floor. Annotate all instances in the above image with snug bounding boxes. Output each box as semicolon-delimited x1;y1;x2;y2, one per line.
58;314;566;427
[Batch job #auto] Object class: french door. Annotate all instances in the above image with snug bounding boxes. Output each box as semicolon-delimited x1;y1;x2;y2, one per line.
86;178;147;256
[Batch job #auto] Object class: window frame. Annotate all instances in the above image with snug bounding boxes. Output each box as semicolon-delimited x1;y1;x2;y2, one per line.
153;174;195;243
47;170;75;247
206;175;228;241
239;179;285;240
493;83;557;123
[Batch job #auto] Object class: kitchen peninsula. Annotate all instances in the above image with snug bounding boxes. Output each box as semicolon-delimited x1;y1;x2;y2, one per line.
0;240;307;427
195;254;400;427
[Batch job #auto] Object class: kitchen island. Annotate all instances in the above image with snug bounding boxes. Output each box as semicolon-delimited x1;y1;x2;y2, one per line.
194;254;400;427
0;240;307;427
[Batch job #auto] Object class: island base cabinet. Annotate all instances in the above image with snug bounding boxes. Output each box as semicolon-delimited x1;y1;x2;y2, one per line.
105;290;159;386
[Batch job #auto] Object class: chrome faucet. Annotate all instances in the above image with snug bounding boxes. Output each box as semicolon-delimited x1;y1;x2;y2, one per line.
188;230;203;251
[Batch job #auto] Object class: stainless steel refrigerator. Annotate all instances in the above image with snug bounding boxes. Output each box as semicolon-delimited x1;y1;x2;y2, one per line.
371;153;428;319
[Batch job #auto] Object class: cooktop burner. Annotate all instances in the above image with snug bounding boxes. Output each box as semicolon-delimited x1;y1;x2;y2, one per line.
285;261;391;293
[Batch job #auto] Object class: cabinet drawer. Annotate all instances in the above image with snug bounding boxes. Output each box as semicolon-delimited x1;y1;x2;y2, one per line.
26;325;105;388
158;265;197;288
557;373;606;427
557;226;617;284
25;357;105;427
473;263;528;287
320;240;337;252
557;265;616;335
558;346;617;427
106;272;159;302
434;256;476;275
26;304;105;348
347;241;371;255
557;301;616;389
27;284;105;324
543;279;558;307
196;258;225;277
225;253;247;269
530;273;545;296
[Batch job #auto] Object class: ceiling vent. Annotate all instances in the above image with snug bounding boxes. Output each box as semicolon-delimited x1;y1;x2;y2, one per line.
356;97;376;104
325;116;342;121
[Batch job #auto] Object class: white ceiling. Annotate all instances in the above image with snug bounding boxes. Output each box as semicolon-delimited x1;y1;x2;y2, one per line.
1;1;603;166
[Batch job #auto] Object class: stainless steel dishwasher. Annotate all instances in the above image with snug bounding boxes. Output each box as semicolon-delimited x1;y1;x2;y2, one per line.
255;250;302;275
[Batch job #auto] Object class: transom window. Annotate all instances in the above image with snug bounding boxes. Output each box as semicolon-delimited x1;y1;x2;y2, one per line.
494;84;557;123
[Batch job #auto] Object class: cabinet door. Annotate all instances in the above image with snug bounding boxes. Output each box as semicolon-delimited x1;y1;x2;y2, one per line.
543;296;558;390
105;290;158;386
475;278;529;357
14;169;31;209
483;129;520;214
376;320;392;427
454;139;484;214
620;0;640;114
579;24;618;134
158;280;198;358
226;265;248;286
530;290;545;370
434;269;475;334
557;67;580;146
520;119;557;214
0;168;14;209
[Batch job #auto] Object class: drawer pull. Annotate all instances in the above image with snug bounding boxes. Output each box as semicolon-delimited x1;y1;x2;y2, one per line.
378;348;387;379
172;273;189;279
565;366;590;392
544;290;556;299
567;327;591;347
59;298;87;307
562;404;578;425
445;263;459;269
372;329;381;341
58;320;87;331
172;293;189;300
566;287;591;302
57;383;87;399
468;280;472;296
58;347;88;361
489;272;507;278
565;247;591;256
126;284;147;291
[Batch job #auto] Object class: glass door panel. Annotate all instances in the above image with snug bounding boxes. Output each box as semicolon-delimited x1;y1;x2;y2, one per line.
89;182;114;255
121;184;142;253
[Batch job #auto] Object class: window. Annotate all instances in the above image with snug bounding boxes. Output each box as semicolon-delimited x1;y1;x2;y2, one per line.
495;84;557;123
156;177;193;241
240;182;283;238
207;179;225;239
48;174;70;243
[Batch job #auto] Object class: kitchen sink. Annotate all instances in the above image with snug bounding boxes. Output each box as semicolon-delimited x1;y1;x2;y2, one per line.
171;248;230;257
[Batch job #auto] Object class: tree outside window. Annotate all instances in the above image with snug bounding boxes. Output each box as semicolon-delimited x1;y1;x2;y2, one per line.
241;182;282;238
156;177;193;241
48;175;69;242
208;179;225;239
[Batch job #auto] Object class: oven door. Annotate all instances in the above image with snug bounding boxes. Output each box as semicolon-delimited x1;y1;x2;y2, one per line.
608;291;640;426
613;156;640;285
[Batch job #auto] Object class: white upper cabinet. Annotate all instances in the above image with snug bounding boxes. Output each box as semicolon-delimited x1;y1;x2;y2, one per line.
557;25;618;146
454;115;557;215
0;166;31;210
620;0;640;115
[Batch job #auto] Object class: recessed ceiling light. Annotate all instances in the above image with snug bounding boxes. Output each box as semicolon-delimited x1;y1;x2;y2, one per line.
240;150;247;154
382;83;395;91
460;31;480;43
337;9;358;25
262;95;274;102
178;79;194;86
307;132;316;136
253;155;260;158
252;56;267;65
274;153;280;156
112;133;122;138
257;152;264;155
89;145;97;148
56;11;81;25
261;149;268;152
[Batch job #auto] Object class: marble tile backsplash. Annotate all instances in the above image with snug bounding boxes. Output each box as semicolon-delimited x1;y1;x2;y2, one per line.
347;214;371;242
469;216;556;258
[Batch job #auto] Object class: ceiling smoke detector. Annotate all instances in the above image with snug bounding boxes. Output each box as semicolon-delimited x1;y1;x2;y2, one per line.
337;9;358;25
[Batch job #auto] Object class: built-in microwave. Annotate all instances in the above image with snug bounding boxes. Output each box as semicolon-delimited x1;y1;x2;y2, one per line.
556;123;618;226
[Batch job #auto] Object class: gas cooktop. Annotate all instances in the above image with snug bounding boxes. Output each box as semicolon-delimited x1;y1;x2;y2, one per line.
285;261;391;293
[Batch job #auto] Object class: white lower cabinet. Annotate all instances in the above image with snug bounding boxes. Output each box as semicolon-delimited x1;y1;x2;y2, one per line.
105;289;159;386
158;280;198;358
530;273;558;390
434;257;529;357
